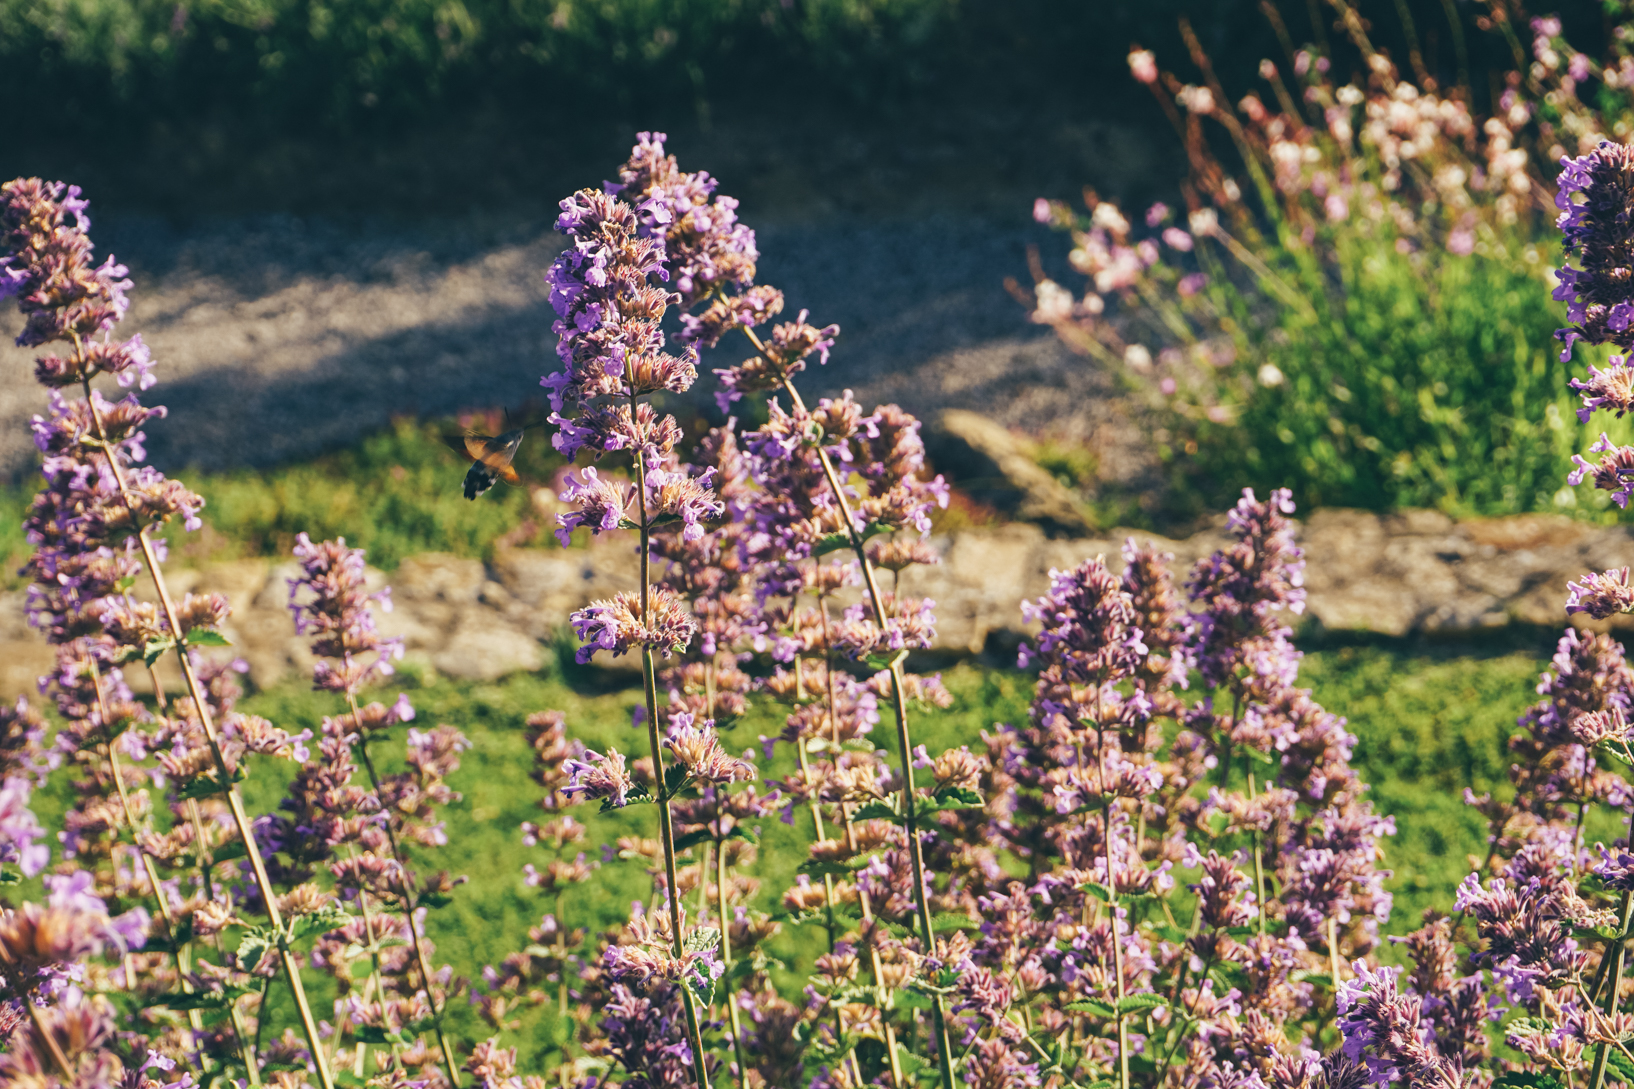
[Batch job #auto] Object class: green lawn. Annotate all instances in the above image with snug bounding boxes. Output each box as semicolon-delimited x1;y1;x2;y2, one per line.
14;625;1581;1065
214;635;1564;1059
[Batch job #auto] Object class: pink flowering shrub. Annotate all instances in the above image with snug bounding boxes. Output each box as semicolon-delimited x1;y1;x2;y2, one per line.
1023;7;1634;519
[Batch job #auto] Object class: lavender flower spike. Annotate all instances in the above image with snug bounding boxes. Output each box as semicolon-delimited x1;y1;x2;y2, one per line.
287;533;406;697
1567;567;1634;619
1554;141;1634;361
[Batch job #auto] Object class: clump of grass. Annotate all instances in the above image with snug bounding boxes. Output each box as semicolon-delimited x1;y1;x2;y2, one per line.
1026;9;1634;521
164;414;569;570
1033;439;1098;491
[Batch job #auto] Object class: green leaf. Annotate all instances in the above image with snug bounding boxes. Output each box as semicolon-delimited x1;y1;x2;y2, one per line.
142;637;178;667
0;864;19;885
210;840;248;864
725;956;764;982
1608;1048;1634;1082
116;575;137;592
1240;746;1275;766
418;891;455;910
880;917;915;940
288;905;354;943
355;1026;408;1045
175;765;246;800
684;927;721;954
930;913;980;933
1084;1081;1116;1089
895;1048;930;1079
235;927;275;973
685;969;715;1010
1493;1074;1565;1089
726;825;759;845
1148;924;1189;944
663;762;691;799
672;829;712;853
812;521;889;558
851;801;898;822
185;629;232;647
863;649;910;673
1572;923;1629;942
930;786;983;809
798;859;856;878
1079;882;1113;903
1063;999;1116;1018
1291;970;1335;989
333;1070;372;1087
1223;926;1258;938
1117;994;1166;1014
601;784;652;812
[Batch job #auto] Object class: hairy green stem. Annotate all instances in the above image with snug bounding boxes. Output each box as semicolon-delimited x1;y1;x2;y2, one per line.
818;592;905;1089
1588;806;1634;1089
90;667;220;1073
633;419;713;1089
715;835;750;1089
1094;704;1129;1089
348;715;463;1089
777;371;955;1089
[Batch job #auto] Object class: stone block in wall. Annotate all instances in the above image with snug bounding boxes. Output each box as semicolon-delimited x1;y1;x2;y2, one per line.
492;545;641;640
431;615;544;682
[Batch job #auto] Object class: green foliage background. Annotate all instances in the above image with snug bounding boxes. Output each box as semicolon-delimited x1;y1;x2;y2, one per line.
1180;235;1632;519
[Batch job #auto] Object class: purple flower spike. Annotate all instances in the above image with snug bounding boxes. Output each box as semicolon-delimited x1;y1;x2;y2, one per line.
287;533;407;698
1567;567;1634;619
1553;141;1634;359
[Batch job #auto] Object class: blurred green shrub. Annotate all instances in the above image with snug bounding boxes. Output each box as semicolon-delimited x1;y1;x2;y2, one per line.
3;0;1528;138
1025;3;1634;519
0;0;963;125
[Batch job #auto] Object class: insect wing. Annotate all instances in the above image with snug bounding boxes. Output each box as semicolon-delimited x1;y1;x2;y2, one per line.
466;429;524;485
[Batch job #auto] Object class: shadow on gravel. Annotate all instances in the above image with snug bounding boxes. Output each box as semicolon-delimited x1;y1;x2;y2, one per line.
144;299;559;470
122;215;1122;475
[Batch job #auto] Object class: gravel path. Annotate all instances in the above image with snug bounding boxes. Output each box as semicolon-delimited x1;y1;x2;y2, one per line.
0;95;1179;491
0;209;1155;486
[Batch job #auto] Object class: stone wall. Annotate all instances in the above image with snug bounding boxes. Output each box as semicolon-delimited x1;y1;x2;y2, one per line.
1;508;1629;697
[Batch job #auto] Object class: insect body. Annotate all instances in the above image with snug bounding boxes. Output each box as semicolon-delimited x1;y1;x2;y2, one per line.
454;428;525;500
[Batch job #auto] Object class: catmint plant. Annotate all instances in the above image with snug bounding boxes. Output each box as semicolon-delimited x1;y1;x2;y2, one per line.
609;133;960;1089
1320;129;1634;1087
0;177;339;1088
285;533;467;1087
544;180;728;1089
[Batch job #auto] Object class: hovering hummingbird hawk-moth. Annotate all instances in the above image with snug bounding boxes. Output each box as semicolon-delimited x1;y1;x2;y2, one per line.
447;427;525;500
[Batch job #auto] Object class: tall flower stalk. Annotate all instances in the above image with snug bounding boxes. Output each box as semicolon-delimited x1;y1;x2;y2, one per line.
611;133;958;1089
286;533;466;1088
545;186;731;1088
1551;137;1634;1089
0;178;337;1089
